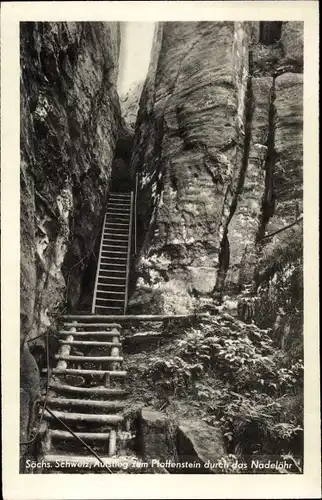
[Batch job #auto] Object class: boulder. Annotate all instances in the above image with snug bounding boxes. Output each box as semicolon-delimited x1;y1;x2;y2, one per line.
177;419;225;473
139;408;176;462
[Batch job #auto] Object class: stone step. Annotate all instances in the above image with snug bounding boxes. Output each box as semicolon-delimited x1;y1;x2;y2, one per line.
54;355;123;363
42;396;126;410
44;409;124;424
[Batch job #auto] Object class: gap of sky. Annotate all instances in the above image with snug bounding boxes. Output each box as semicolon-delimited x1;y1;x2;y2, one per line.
117;22;155;97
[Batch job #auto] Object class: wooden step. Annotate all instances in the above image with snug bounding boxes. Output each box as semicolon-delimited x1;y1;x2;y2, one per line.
95;304;123;309
44;409;124;424
59;340;122;347
50;430;111;441
97;283;125;288
42;396;126;410
64;324;121;333
106;213;130;218
106;208;130;214
103;232;128;238
49;382;126;396
96;290;125;296
100;262;127;268
96;298;125;304
63;314;204;321
58;331;120;337
101;251;127;256
54;355;123;363
44;368;127;377
63;322;121;328
105;224;129;229
95;305;123;311
102;244;127;249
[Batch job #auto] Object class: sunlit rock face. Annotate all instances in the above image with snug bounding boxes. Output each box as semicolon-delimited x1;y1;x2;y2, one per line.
120;81;144;132
21;22;121;342
130;21;303;314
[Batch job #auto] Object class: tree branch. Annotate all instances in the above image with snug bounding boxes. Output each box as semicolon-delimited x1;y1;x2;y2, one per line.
261;215;303;240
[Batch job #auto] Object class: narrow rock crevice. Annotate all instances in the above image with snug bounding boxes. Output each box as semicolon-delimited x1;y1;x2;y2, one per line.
256;76;277;242
214;56;255;298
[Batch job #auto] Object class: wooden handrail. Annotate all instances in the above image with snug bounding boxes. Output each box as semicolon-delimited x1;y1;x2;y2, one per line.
91;212;107;314
134;173;138;255
124;191;134;315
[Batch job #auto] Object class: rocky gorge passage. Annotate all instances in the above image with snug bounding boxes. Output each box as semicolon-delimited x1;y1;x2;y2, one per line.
20;22;122;448
20;21;303;472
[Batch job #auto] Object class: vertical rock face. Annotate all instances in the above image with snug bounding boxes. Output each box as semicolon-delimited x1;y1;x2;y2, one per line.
20;22;121;446
21;22;121;342
130;21;303;317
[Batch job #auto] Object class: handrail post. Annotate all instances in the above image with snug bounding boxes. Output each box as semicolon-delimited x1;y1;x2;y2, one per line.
124;191;134;315
91;212;107;314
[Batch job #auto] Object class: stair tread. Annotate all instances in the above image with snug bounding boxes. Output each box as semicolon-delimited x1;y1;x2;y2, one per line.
96;299;125;303
100;263;127;267
59;340;122;346
44;409;124;423
63;322;121;327
50;430;111;440
55;354;123;362
95;283;125;293
44;368;127;376
58;331;120;337
49;382;126;395
43;396;125;408
95;305;122;311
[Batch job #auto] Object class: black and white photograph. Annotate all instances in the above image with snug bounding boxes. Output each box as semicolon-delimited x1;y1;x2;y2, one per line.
1;1;320;498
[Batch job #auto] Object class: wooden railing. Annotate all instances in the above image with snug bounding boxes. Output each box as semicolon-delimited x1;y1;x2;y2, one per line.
91;212;107;314
124;191;134;314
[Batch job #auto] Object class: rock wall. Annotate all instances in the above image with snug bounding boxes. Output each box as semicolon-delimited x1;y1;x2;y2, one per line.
20;21;121;447
130;21;303;316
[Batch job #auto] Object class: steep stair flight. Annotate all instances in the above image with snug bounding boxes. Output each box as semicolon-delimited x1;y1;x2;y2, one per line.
35;192;140;473
92;192;133;315
39;317;139;473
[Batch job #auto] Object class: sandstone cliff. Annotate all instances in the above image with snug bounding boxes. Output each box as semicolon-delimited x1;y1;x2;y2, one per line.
120;80;144;131
130;21;303;335
20;21;121;445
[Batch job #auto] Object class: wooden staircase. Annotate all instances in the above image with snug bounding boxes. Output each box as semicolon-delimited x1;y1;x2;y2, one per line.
35;193;140;472
38;318;139;473
92;192;133;315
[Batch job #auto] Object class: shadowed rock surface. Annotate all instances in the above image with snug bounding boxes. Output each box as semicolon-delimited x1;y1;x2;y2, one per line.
20;21;121;454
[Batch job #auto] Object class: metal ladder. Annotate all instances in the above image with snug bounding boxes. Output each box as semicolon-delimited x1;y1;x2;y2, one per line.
92;192;134;315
